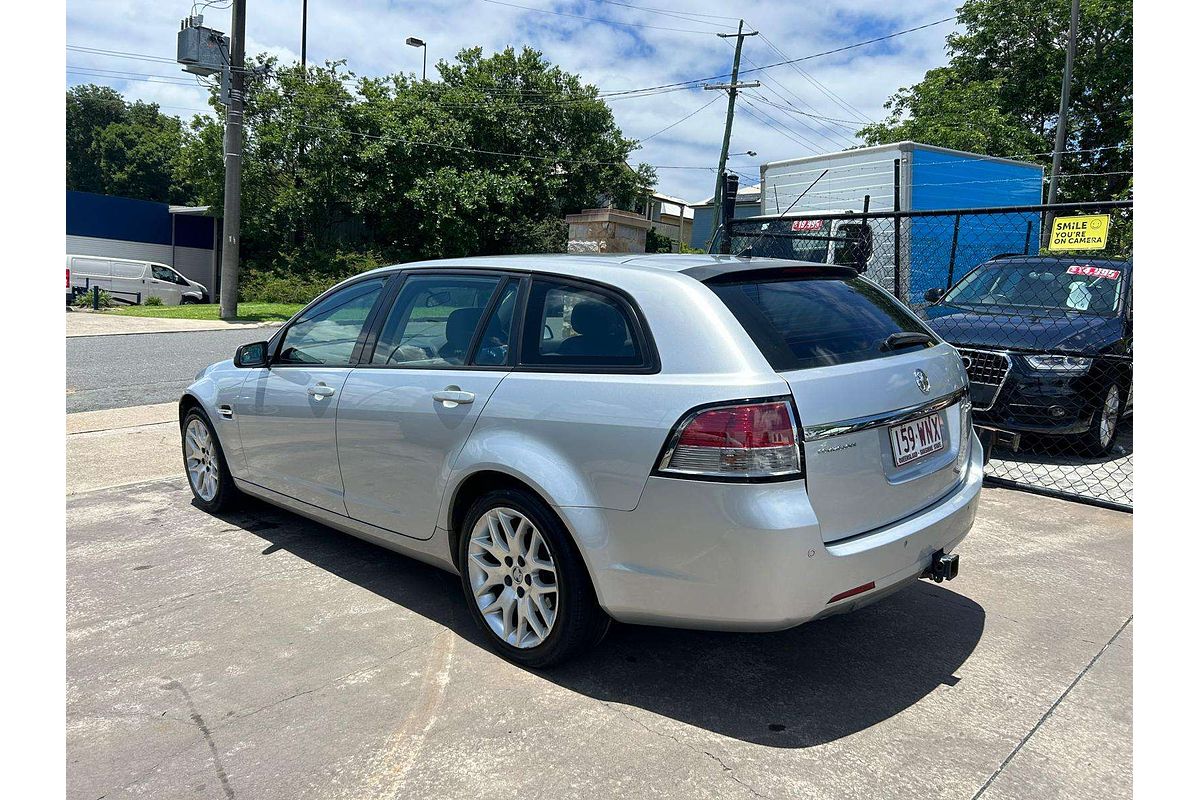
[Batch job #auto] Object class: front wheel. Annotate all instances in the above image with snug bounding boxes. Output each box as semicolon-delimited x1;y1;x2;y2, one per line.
181;409;240;512
1079;383;1124;457
458;488;609;668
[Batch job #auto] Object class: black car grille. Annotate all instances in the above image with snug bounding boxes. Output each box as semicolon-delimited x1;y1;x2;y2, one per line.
957;348;1011;412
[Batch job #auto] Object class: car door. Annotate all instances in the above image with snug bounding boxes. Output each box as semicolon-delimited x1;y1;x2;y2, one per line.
235;275;389;513
336;272;519;538
149;264;184;305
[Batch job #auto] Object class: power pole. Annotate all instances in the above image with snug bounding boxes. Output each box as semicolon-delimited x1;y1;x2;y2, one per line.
705;20;759;244
301;0;308;71
219;0;247;320
1042;0;1081;249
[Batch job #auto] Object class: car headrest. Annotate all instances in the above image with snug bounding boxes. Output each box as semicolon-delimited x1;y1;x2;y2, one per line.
445;307;484;348
570;300;625;339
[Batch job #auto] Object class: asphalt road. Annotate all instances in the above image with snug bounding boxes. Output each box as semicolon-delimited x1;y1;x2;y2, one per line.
66;329;265;413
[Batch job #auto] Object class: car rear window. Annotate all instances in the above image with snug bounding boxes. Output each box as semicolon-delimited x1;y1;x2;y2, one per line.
708;274;931;371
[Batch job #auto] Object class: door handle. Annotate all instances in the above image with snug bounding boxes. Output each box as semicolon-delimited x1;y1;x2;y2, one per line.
433;387;475;407
308;383;336;399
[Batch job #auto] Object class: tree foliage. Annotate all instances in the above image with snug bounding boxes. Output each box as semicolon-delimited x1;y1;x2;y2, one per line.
66;85;194;203
175;46;654;281
860;0;1132;201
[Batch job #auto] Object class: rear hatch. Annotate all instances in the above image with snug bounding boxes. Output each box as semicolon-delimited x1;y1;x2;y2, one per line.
704;265;970;543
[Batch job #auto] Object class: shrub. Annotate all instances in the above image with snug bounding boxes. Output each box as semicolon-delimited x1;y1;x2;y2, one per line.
240;249;391;304
144;295;164;306
73;289;112;308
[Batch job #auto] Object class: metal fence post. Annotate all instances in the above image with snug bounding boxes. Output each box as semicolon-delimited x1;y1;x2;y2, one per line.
892;158;902;300
946;214;961;289
92;286;100;311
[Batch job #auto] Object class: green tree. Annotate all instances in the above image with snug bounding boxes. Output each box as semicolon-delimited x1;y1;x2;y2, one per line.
179;46;655;283
860;0;1132;201
66;84;128;193
66;86;199;203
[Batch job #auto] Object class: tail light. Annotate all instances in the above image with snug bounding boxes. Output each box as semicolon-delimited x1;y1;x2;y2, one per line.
657;398;803;479
66;268;70;289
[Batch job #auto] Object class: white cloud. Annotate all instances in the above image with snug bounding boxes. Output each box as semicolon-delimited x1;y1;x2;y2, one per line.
66;0;961;201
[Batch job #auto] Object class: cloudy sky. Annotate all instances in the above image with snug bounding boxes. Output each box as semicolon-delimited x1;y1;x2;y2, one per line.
66;0;960;202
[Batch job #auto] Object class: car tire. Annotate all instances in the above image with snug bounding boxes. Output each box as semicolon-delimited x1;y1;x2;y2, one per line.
1079;383;1125;457
182;296;199;305
181;408;240;513
458;488;609;668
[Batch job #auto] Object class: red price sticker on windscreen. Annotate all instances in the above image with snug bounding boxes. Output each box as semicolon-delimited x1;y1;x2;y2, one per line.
1067;265;1121;280
791;219;823;232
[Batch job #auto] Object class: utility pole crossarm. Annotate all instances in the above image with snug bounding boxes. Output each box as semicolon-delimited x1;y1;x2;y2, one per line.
703;81;761;91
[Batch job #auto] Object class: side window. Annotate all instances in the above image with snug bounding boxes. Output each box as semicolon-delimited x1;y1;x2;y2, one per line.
152;265;176;282
276;278;386;366
112;261;145;279
471;281;519;366
370;274;502;366
520;279;645;369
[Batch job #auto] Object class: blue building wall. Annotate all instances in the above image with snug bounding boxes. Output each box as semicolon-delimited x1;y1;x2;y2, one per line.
66;191;214;250
690;201;761;251
906;148;1043;302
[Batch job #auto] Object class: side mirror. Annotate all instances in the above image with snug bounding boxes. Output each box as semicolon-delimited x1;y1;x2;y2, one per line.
924;287;945;303
234;341;269;368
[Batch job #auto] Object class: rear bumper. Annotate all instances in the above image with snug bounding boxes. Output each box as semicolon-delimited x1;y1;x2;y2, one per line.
561;433;983;631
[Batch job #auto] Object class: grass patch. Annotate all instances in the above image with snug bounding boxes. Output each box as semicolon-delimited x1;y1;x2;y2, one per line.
104;302;303;322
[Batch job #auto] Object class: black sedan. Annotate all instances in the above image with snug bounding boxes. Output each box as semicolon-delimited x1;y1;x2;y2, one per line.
924;255;1132;456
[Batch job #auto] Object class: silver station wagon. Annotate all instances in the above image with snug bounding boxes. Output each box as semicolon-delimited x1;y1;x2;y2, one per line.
181;255;982;667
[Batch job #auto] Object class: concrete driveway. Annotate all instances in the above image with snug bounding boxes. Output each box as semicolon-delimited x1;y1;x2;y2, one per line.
66;456;1131;800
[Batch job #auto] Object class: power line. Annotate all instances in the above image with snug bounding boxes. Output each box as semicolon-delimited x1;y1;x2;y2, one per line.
739;16;957;76
755;32;875;125
590;0;740;23
479;0;733;35
745;94;864;130
718;36;856;150
637;94;722;143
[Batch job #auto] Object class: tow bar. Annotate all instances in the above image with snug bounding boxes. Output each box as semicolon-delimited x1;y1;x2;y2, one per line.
921;550;960;583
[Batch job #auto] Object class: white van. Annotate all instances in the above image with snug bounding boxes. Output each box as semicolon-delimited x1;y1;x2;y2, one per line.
66;255;209;306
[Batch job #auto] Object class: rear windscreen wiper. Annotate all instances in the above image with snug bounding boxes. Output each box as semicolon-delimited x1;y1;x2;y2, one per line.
880;331;935;351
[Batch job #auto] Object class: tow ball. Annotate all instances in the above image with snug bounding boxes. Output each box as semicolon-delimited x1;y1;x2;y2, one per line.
921;550;960;583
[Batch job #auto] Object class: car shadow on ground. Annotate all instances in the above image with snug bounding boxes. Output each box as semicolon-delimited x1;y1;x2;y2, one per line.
211;498;985;749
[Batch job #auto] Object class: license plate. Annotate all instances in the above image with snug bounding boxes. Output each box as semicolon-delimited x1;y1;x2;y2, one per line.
889;413;945;467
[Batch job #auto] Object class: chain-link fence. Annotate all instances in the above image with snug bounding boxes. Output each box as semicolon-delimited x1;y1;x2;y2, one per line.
727;200;1133;510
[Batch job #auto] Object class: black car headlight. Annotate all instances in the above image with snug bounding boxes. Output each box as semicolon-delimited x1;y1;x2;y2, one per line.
1023;354;1092;375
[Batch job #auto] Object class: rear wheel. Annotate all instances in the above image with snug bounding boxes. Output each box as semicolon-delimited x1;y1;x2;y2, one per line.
1079;383;1124;457
458;488;609;668
181;409;239;512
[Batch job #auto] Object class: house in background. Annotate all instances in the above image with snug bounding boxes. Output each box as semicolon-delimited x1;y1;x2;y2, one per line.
688;184;761;251
66;191;220;291
641;192;694;252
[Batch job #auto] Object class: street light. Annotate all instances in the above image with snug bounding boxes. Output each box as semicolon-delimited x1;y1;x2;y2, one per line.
406;37;427;81
733;150;757;157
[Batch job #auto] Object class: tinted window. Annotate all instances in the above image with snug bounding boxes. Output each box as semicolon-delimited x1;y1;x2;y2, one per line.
521;280;644;368
371;275;502;366
710;275;930;371
472;281;519;366
276;278;386;366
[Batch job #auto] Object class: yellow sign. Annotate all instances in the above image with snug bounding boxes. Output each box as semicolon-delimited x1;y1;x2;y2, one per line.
1048;214;1110;251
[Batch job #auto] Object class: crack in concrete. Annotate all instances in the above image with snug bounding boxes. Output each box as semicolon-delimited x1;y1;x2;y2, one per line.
604;702;770;799
971;613;1133;800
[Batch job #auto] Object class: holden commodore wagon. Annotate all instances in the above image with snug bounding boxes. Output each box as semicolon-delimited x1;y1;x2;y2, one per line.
180;255;982;667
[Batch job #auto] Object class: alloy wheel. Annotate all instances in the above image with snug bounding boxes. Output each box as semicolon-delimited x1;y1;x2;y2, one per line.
466;506;559;649
1098;384;1121;449
184;418;219;502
